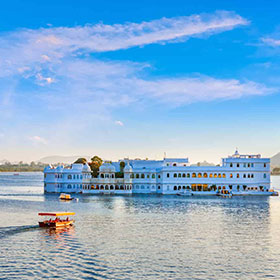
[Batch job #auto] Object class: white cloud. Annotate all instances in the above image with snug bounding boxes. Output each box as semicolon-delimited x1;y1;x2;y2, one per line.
261;37;280;47
29;136;47;145
115;120;124;126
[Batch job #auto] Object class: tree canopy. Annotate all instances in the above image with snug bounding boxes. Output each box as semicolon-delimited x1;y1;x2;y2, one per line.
74;158;88;164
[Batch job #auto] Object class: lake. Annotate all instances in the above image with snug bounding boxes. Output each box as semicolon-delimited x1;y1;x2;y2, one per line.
1;172;280;279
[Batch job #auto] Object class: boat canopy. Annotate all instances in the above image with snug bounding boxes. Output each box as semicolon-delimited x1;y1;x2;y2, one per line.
38;212;75;216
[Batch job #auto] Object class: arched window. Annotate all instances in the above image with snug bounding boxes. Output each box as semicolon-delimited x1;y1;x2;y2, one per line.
237;173;240;178
158;175;161;178
178;173;181;178
115;185;119;190
230;163;233;167
141;174;145;179
248;174;251;178
218;174;221;178
158;185;160;190
243;174;246;178
173;163;177;166
222;173;226;178
152;174;155;179
209;173;213;178
248;163;251;167
214;174;217;178
100;185;104;190
120;185;124;190
174;173;177;178
167;173;170;178
264;163;267;168
198;173;202;178
174;186;177;190
111;174;114;178
187;173;190;178
131;173;135;178
183;186;186;189
230;173;233;178
68;175;72;179
192;173;196;178
264;174;267;178
105;185;109;190
141;185;144;189
136;174;140;179
101;174;104;178
147;174;150;178
203;173;208;178
237;185;240;191
237;163;240;167
110;185;114;190
178;186;181;190
67;184;72;189
182;173;186;178
251;174;254;178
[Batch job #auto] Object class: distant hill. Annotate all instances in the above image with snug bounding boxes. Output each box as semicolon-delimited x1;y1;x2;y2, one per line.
271;152;280;166
37;155;91;164
191;161;216;167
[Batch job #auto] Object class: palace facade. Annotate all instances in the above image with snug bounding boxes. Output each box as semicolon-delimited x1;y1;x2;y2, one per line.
44;150;273;196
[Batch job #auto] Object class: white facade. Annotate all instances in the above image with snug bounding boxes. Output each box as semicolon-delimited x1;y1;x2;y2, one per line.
44;151;273;196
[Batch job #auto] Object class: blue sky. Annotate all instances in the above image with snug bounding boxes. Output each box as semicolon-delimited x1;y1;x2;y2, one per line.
0;0;280;163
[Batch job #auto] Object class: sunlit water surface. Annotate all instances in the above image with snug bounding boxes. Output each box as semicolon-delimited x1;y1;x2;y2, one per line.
1;172;280;279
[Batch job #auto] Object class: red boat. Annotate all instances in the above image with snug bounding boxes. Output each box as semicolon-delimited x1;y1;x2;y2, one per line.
38;212;75;228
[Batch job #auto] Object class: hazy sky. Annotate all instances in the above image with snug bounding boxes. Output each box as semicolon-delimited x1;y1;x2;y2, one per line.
0;0;280;163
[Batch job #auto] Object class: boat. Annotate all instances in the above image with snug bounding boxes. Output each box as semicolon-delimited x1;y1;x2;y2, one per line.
59;193;73;200
38;212;75;228
177;190;193;196
217;190;232;198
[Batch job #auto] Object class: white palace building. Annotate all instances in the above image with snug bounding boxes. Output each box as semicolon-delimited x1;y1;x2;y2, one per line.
44;150;275;196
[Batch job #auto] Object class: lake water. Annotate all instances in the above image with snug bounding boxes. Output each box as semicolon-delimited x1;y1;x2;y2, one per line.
1;172;280;279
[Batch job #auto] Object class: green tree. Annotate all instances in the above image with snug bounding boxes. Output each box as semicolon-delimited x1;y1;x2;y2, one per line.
89;155;103;177
74;158;88;164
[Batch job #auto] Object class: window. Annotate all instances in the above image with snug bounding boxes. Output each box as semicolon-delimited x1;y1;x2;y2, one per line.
230;163;233;167
174;186;177;191
248;174;251;178
243;163;246;167
141;185;144;189
264;174;267;178
152;174;155;179
173;163;177;166
209;173;213;178
182;173;186;178
251;174;254;178
136;174;140;179
147;174;150;179
174;173;177;178
67;184;72;189
248;163;251;168
158;185;161;189
167;173;169;178
68;175;72;179
237;173;240;178
264;163;267;168
131;173;135;178
237;163;240;168
178;173;181;178
252;163;254;167
218;174;221;178
187;173;190;178
158;175;161;178
192;173;196;178
178;186;181;190
101;174;104;178
237;185;240;191
222;173;226;178
214;174;217;178
243;174;246;178
230;173;233;178
141;174;145;179
198;173;202;178
203;173;208;178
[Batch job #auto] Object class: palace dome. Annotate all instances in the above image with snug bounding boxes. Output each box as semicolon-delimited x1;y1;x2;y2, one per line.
99;162;116;173
124;162;133;172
